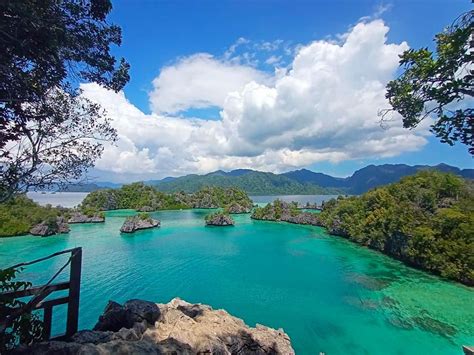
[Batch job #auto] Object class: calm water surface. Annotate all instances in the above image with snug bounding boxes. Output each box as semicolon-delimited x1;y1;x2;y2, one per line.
27;192;89;208
0;208;472;354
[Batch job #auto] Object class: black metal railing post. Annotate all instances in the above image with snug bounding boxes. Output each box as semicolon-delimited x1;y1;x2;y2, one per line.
66;248;82;337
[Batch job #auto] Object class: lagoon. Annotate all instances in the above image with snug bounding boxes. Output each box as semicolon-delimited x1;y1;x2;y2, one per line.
0;208;472;354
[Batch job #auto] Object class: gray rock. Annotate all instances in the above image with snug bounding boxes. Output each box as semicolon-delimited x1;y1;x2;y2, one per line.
226;202;251;214
68;212;105;224
71;330;115;344
205;213;234;226
327;217;348;236
120;216;160;233
93;301;134;332
93;300;160;332
124;299;161;324
251;201;322;226
16;298;294;355
146;298;294;354
29;217;70;237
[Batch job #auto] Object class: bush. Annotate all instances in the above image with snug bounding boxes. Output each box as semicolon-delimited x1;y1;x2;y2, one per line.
0;195;62;237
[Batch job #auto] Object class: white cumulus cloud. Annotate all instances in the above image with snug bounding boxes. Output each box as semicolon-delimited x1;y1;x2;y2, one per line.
149;53;267;114
83;20;431;181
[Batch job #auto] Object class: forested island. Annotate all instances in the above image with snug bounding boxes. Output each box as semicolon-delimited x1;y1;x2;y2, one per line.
252;171;473;286
80;183;253;211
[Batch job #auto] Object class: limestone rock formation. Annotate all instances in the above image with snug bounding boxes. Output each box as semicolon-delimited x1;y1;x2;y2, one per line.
68;212;105;224
252;200;322;226
29;217;70;237
226;202;251;214
14;298;294;354
137;205;154;212
205;212;235;226
120;215;160;233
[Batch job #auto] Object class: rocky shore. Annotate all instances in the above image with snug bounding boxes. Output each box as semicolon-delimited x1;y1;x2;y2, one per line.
120;215;160;233
15;298;294;354
251;200;322;226
226;201;252;214
68;212;105;224
29;217;70;237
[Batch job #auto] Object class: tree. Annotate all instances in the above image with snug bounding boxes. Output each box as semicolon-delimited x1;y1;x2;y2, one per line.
0;0;130;202
383;10;473;154
0;90;117;200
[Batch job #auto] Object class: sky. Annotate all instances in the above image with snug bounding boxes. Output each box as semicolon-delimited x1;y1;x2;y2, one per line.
83;0;473;182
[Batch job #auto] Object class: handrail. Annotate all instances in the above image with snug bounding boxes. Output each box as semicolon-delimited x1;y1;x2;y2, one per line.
6;248;79;269
0;247;82;340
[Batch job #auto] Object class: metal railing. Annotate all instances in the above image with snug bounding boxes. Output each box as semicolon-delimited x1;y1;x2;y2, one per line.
0;247;82;340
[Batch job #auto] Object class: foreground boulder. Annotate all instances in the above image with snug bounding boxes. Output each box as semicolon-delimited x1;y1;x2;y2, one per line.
15;298;294;354
205;212;235;226
120;214;160;233
68;212;105;224
29;217;70;237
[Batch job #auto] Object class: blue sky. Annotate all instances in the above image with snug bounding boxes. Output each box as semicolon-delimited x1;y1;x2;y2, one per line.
86;0;472;180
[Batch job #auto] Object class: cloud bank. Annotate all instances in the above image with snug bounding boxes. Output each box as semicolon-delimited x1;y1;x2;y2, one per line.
83;20;431;180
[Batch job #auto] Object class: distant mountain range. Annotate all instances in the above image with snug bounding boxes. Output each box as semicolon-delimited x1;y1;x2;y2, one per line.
61;163;473;195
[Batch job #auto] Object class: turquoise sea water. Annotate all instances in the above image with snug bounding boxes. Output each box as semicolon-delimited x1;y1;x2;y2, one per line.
0;209;472;354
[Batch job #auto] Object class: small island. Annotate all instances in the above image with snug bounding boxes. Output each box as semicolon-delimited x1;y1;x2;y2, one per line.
252;200;321;226
205;211;235;226
80;184;254;212
120;213;160;233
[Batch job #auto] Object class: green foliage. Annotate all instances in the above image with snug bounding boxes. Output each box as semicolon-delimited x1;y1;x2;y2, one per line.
0;267;44;352
385;10;473;153
252;200;300;221
320;171;474;285
0;0;130;201
81;184;254;212
138;212;151;221
0;195;64;237
205;211;229;222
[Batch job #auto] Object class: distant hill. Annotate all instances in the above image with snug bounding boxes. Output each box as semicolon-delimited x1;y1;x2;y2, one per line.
152;170;342;195
153;163;473;195
60;163;473;195
284;163;474;194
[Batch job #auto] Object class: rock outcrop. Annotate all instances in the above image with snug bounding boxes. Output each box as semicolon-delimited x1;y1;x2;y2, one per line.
68;212;105;224
120;215;160;233
14;298;294;354
205;212;235;226
226;202;251;214
326;217;348;236
29;217;70;237
284;212;321;226
137;206;154;212
252;200;322;226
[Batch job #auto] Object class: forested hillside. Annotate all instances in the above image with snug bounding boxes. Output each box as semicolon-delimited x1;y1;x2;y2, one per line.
152;164;472;195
